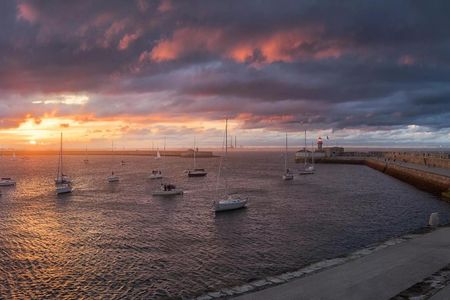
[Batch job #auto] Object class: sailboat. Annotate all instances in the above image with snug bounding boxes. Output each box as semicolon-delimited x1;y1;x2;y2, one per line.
187;137;207;177
0;177;16;186
154;148;161;160
299;130;315;175
83;145;89;164
214;118;248;213
282;133;294;180
0;148;16;186
107;141;119;182
55;132;73;194
148;146;163;179
0;151;16;186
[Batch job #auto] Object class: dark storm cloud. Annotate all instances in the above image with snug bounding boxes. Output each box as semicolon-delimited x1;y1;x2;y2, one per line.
0;0;449;134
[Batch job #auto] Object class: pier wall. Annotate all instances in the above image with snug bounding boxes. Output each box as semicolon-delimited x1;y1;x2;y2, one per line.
365;159;450;194
310;157;450;197
383;153;450;169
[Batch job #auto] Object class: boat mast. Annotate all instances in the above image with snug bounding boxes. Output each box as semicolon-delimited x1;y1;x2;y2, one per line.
215;118;227;202
57;132;63;180
285;132;288;171
111;140;114;172
304;129;307;167
193;136;196;169
225;118;228;154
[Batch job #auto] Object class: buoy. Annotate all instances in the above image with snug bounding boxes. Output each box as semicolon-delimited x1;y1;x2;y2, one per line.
429;212;440;227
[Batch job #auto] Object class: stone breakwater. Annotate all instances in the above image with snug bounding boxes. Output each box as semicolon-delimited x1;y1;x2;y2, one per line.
384;152;450;169
313;157;450;198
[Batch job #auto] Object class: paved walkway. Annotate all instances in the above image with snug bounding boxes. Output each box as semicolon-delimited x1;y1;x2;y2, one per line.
372;157;450;178
233;227;450;300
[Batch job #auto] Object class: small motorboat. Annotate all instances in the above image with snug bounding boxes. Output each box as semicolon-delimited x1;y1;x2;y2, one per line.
148;170;163;179
0;177;16;186
152;183;183;196
215;194;248;212
187;168;208;177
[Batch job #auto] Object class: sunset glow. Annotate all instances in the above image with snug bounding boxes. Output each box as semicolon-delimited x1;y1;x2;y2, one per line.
0;0;449;149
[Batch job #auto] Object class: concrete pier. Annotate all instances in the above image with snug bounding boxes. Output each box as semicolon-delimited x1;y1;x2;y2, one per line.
365;158;450;195
311;157;450;198
233;227;450;300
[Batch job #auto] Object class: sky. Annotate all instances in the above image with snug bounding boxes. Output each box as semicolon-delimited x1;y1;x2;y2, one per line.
0;0;449;150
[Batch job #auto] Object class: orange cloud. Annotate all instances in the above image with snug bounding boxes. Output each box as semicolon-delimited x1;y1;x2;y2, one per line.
148;28;224;62
98;19;128;48
146;26;342;64
17;3;39;23
118;31;142;50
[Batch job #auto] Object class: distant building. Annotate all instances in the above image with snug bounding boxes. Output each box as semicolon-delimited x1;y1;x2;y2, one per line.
295;149;326;160
295;137;344;162
324;147;344;157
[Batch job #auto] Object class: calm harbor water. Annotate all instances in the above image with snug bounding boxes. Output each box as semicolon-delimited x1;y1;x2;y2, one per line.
0;152;449;299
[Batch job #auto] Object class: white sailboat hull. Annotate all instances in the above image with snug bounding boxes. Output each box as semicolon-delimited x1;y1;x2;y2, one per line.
56;184;72;194
187;169;207;177
0;179;16;186
107;175;120;182
148;174;163;179
152;189;183;196
299;165;315;175
299;170;314;175
282;173;294;180
215;196;247;212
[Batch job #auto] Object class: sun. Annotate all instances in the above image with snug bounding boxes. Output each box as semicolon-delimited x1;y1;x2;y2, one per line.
29;140;37;145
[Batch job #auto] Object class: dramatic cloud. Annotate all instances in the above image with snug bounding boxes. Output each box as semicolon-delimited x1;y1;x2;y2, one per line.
0;0;449;147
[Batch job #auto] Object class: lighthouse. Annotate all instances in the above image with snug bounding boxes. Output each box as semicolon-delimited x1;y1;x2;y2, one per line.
317;137;323;151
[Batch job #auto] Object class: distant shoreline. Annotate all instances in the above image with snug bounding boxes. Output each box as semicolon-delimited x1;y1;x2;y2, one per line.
0;150;217;158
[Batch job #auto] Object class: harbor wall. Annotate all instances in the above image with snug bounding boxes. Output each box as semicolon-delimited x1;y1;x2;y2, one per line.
383;153;450;169
364;159;450;195
310;157;450;198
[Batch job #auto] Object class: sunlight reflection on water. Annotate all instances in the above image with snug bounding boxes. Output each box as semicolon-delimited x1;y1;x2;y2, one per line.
0;153;449;298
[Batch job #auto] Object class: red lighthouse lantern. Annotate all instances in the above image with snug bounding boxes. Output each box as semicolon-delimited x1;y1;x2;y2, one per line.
317;137;323;151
